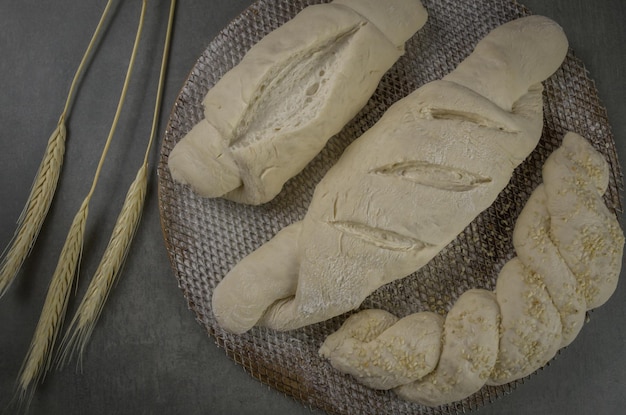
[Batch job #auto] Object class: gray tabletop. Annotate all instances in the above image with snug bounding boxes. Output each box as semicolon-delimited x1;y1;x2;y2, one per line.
1;1;624;414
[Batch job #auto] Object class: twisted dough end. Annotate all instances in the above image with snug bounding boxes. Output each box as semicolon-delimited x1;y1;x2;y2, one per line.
395;289;500;406
320;132;624;407
168;120;241;198
319;310;444;390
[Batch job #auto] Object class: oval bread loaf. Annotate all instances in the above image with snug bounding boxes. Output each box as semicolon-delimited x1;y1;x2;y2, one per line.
212;16;569;334
320;132;624;406
168;0;428;205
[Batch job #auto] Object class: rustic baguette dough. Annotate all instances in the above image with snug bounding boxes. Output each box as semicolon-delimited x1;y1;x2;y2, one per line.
168;0;428;205
318;132;624;406
212;16;569;334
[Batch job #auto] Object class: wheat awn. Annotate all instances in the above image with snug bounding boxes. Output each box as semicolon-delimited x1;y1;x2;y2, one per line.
58;0;177;369
0;0;116;299
15;0;148;405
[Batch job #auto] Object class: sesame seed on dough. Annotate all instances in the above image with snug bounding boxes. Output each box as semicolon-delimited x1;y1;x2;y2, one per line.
396;289;500;406
320;309;443;390
513;184;586;347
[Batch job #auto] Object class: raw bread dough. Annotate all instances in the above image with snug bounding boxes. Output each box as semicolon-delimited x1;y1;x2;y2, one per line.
213;16;569;333
319;309;444;390
168;0;428;205
320;132;624;406
395;290;500;406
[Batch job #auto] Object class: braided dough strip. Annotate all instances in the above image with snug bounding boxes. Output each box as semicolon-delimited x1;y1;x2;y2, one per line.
320;309;444;390
320;132;624;407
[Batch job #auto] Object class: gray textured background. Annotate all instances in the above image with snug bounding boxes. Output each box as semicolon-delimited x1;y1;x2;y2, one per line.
0;1;624;414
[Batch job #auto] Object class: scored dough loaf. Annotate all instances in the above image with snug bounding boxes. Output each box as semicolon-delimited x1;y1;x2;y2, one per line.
320;132;624;406
168;0;428;205
212;15;569;334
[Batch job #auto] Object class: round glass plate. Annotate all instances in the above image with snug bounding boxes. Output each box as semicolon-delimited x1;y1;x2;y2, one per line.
157;0;622;413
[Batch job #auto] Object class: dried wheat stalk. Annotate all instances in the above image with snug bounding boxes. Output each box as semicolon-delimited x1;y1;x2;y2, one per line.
15;0;148;404
58;0;178;368
16;199;89;405
0;120;66;298
57;165;148;368
0;0;115;299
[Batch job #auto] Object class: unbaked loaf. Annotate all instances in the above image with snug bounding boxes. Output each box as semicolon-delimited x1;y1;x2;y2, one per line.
319;309;444;390
212;16;569;333
320;132;624;406
168;0;428;205
394;289;501;406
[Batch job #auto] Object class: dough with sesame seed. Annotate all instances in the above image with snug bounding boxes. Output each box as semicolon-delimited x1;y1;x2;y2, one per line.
513;184;586;347
320;309;444;390
542;132;623;309
396;289;500;406
487;258;562;386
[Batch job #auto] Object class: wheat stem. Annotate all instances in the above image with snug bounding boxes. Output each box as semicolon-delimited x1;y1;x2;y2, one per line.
15;0;148;404
0;0;115;299
58;0;178;369
61;0;116;117
86;2;148;201
144;0;177;166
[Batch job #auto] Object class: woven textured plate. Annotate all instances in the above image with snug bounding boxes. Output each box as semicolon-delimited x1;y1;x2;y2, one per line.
157;0;623;413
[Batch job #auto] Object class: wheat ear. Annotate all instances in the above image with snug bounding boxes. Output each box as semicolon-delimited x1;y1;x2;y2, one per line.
0;120;65;298
16;199;89;405
0;0;115;299
57;165;148;369
15;0;148;404
58;0;178;369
